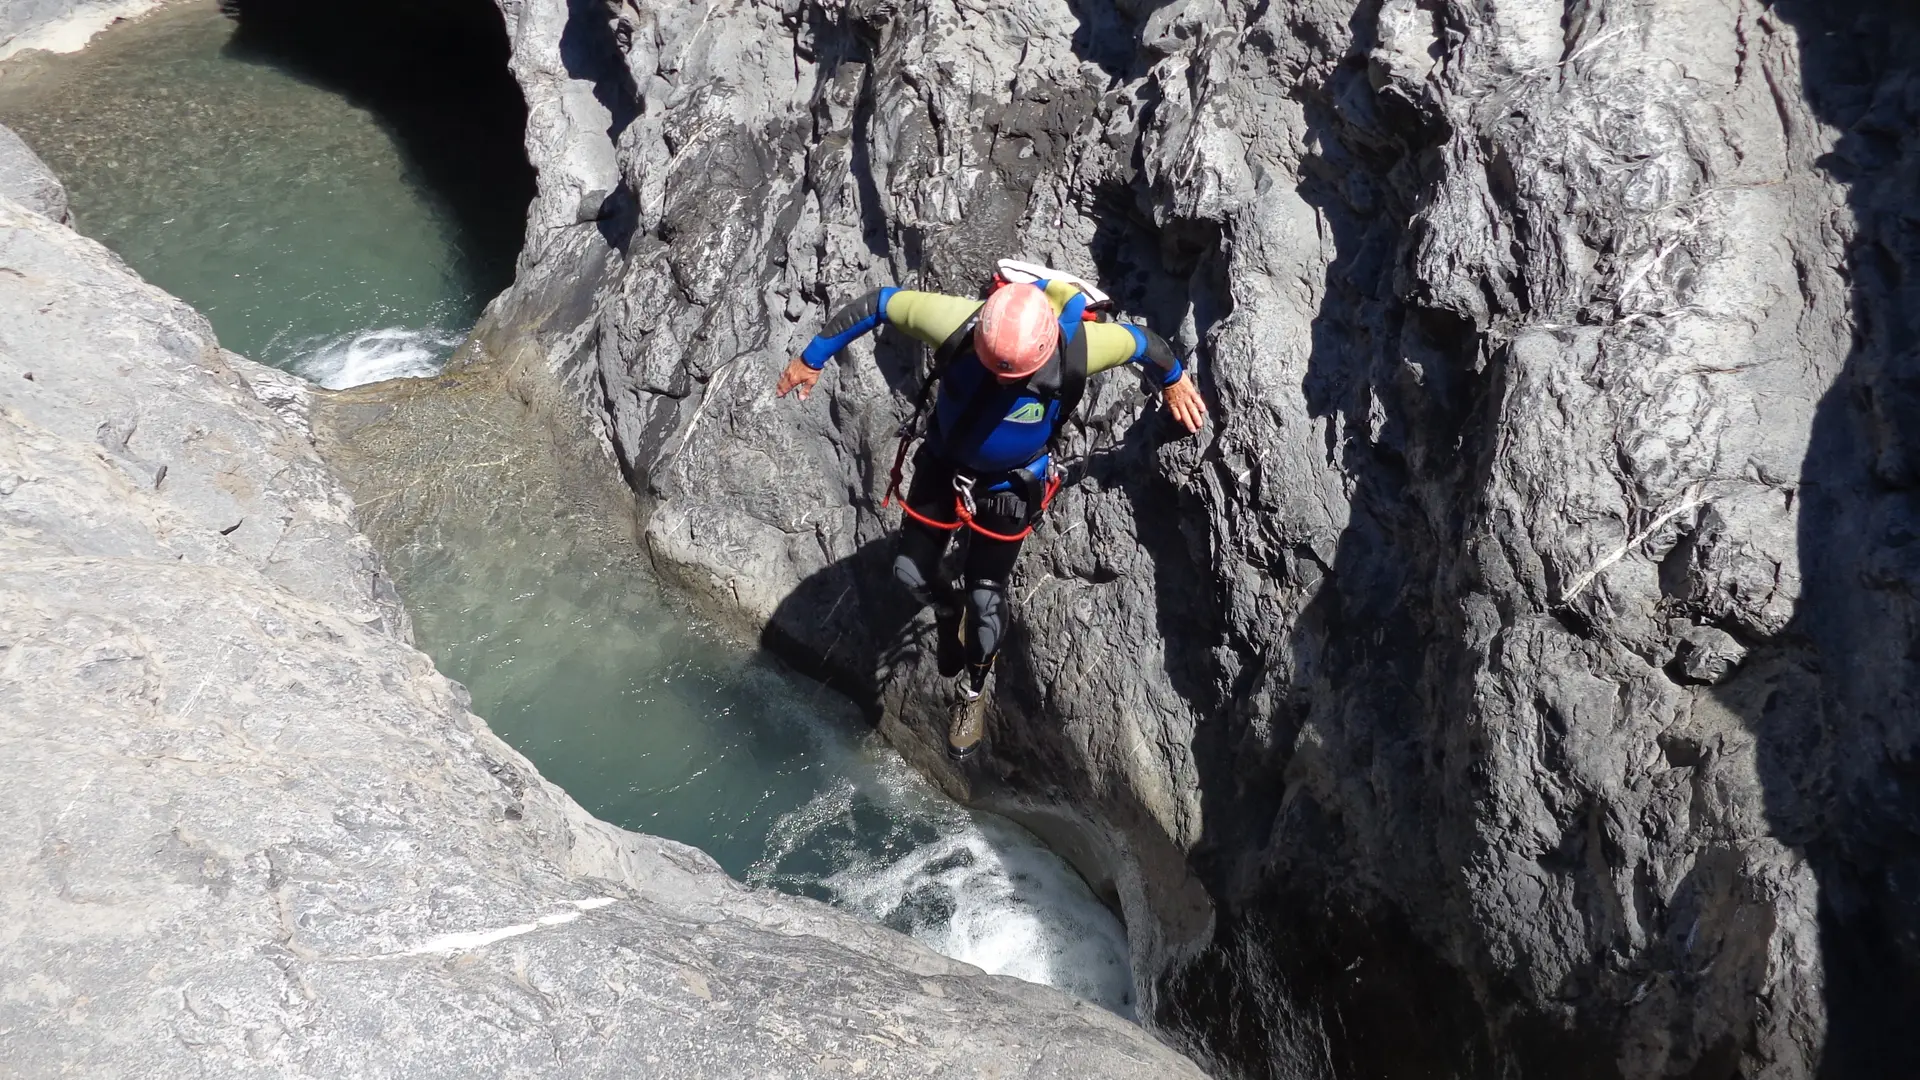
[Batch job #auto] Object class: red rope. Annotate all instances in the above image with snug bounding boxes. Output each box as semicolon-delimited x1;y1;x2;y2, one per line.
901;500;962;532
954;507;1033;542
881;433;914;509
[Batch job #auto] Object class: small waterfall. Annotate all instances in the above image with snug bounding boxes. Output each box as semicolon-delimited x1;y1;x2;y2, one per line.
831;819;1136;1015
750;759;1135;1018
293;326;458;389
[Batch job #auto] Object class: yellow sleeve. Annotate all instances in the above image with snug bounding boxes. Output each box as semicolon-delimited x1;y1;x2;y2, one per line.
881;291;983;348
886;287;1150;377
1083;323;1145;375
1042;279;1082;311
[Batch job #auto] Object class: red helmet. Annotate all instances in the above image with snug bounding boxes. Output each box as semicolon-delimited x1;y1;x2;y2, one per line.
975;284;1057;378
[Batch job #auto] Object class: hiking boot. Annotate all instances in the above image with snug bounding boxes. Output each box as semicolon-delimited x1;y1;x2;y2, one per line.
948;684;988;760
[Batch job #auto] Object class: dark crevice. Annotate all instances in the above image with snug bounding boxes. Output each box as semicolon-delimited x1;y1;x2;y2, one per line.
1151;2;1518;1073
594;184;639;255
218;0;536;301
849;65;893;260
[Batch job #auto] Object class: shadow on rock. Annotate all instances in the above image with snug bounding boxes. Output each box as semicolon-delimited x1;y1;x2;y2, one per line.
1066;0;1182;83
761;533;922;722
559;0;639;252
1729;3;1920;1075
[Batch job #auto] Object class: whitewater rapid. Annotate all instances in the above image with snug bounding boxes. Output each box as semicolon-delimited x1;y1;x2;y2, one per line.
769;779;1137;1016
293;326;458;389
735;660;1135;1018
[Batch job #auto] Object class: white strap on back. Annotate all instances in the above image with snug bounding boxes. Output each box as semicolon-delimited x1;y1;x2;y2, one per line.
997;258;1111;306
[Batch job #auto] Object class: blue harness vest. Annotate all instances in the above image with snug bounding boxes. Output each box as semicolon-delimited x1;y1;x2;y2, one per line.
927;293;1090;479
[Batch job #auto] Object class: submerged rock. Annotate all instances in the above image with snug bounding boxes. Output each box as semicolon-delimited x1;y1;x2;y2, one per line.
0;189;1204;1075
483;0;1920;1075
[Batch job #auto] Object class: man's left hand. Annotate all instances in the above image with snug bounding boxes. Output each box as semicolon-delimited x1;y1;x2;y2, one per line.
1163;372;1208;433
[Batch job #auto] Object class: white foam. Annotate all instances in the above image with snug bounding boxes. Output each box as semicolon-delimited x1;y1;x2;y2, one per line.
292;326;458;390
826;815;1136;1017
749;740;1137;1019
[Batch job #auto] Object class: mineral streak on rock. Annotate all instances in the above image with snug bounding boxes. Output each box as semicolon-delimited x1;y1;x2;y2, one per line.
483;0;1920;1074
0;163;1206;1076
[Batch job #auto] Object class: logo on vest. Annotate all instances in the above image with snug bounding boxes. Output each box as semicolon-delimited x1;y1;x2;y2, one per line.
1005;401;1047;424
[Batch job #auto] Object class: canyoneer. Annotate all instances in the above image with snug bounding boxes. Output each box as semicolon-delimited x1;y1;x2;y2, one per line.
773;261;1207;759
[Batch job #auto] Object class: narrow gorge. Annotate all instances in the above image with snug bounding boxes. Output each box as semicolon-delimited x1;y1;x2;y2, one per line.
4;0;1916;1078
480;0;1920;1075
0;0;1183;1075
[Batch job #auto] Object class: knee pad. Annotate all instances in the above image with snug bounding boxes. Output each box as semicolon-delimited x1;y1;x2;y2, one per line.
893;553;932;606
965;578;1008;665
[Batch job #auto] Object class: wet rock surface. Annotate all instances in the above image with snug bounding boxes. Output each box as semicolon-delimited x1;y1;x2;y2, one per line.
0;181;1206;1076
487;0;1920;1075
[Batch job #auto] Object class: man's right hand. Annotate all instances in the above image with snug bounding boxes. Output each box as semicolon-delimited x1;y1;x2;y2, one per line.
775;357;823;400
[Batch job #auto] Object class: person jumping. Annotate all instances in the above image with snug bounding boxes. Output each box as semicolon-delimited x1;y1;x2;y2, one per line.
774;271;1207;758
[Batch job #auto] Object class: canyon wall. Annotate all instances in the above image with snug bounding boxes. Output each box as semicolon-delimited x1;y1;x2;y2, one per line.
487;0;1920;1075
0;134;1203;1079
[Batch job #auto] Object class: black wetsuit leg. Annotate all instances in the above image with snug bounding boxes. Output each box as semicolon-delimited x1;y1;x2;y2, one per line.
895;446;959;605
960;487;1028;682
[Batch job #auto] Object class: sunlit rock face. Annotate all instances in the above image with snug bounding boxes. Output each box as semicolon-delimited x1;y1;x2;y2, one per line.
487;0;1920;1075
0;124;66;219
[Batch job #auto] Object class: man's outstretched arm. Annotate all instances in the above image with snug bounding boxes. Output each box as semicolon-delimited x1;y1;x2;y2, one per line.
775;289;980;399
1084;322;1208;433
776;287;892;399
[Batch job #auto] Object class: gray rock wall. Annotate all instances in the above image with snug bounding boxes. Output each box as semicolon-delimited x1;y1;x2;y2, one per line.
488;0;1920;1076
0;177;1204;1076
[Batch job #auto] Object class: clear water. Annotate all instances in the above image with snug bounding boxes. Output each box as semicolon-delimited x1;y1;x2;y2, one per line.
386;483;1134;1009
341;407;1132;1008
0;0;511;372
0;1;1135;1014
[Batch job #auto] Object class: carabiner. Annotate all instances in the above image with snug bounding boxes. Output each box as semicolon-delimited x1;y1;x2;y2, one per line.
953;473;978;519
